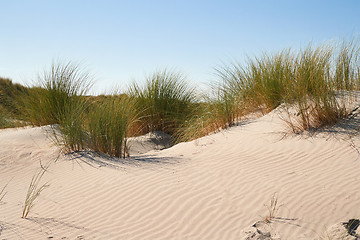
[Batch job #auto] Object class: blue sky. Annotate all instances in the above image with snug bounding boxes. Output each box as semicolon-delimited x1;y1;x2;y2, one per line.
1;0;359;94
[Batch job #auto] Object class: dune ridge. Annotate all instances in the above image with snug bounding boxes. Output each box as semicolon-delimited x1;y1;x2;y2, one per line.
1;109;360;239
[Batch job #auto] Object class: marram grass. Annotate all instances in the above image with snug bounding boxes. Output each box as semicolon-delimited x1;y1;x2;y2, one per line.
8;39;360;153
25;61;93;126
25;61;92;152
129;69;198;137
213;39;360;134
88;95;137;158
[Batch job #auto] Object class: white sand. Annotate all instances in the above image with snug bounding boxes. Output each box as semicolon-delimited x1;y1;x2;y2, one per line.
1;109;360;239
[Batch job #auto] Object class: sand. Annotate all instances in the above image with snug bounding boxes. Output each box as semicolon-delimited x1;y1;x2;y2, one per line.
1;108;360;239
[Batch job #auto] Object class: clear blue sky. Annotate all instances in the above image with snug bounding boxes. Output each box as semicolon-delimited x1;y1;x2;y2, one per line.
1;0;359;94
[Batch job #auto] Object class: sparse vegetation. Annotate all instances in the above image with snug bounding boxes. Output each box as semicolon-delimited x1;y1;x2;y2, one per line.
264;192;282;223
216;39;360;134
22;162;50;219
1;39;359;154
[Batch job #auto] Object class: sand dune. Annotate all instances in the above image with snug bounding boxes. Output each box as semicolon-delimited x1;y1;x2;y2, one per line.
1;109;360;239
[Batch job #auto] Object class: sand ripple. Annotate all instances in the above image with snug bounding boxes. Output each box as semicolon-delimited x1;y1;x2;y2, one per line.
1;111;360;239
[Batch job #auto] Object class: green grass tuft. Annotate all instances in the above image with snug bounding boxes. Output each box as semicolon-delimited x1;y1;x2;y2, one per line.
25;61;93;152
213;39;360;134
129;69;198;137
88;95;137;158
25;61;93;126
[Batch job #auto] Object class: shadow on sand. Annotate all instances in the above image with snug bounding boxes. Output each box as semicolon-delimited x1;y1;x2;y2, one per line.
65;150;181;170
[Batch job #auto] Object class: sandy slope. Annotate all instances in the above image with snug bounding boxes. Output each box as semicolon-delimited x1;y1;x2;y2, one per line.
1;109;360;239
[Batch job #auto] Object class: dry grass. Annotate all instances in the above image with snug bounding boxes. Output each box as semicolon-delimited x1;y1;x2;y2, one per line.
2;39;358;152
216;39;360;135
264;192;282;223
22;162;50;219
0;183;7;203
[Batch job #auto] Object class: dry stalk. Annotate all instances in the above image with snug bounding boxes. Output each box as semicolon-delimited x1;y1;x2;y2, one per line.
265;192;282;223
0;183;7;203
21;161;51;219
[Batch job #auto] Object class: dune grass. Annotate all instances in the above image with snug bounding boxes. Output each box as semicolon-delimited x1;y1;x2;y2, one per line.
146;40;360;142
24;61;93;152
129;69;198;137
0;105;10;129
22;62;140;157
53;100;89;152
0;78;28;115
179;49;298;141
0;78;30;128
180;51;293;141
284;40;359;132
88;95;137;158
3;39;359;152
216;49;295;113
25;61;92;126
175;87;243;142
212;39;360;134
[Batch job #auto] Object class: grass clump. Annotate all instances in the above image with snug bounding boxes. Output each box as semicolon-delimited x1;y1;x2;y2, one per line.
178;51;296;141
129;69;197;137
0;105;11;129
248;50;295;110
217;50;295;114
264;192;282;223
25;61;92;152
88;95;137;158
286;40;359;132
213;39;360;134
26;61;92;126
284;43;337;131
176;88;243;142
334;40;360;91
179;51;296;141
53;101;89;152
0;77;29;128
24;61;139;158
0;77;28;116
